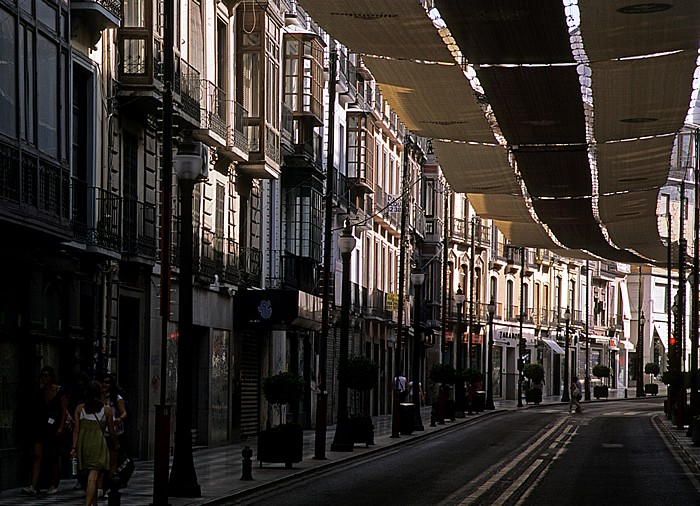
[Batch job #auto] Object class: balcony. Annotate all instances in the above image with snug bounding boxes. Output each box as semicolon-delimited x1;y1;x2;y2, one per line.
451;217;468;243
194;80;227;149
336;52;357;105
472;222;490;252
267;250;320;294
0;144;72;239
71;184;122;256
221;100;249;162
489;241;506;271
70;0;120;46
363;289;391;321
122;198;157;260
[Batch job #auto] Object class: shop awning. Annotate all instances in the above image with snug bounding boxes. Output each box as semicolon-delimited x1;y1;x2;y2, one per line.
618;339;634;351
653;321;670;352
619;280;631;339
542;338;565;355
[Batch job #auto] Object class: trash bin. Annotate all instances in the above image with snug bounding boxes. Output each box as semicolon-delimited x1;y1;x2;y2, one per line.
400;403;415;435
474;391;486;412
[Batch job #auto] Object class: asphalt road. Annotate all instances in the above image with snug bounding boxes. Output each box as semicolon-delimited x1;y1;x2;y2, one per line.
233;399;700;506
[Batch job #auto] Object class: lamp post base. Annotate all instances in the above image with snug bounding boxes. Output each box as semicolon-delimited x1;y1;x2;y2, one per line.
330;419;354;452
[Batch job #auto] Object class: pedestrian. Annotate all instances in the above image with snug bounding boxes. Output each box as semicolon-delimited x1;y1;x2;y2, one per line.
67;372;90;490
71;380;119;506
22;365;67;497
569;375;583;413
101;374;127;494
395;370;407;402
408;380;424;406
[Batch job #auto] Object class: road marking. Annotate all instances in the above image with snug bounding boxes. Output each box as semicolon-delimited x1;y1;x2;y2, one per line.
456;417;569;505
491;459;544;506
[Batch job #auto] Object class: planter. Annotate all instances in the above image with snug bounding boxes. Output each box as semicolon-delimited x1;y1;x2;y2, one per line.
257;423;303;468
525;388;542;405
349;416;375;447
593;385;609;399
644;383;659;396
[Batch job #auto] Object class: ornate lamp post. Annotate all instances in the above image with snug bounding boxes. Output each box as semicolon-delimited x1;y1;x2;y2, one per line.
637;312;646;397
411;268;426;431
485;298;496;410
454;286;466;417
455;286;466;370
560;307;571;403
331;225;356;452
169;140;208;497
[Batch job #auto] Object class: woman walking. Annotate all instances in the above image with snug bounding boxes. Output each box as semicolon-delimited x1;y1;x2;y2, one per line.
22;366;67;496
71;380;119;506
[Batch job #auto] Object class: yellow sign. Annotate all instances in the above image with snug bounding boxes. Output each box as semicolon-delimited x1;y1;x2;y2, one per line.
386;293;398;311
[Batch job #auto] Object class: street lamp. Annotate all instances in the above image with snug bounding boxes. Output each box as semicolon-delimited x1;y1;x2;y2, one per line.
169;139;208;497
560;307;571;403
330;224;356;452
637;311;646;397
455;286;466;370
485;298;496;410
454;286;466;417
411;268;426;431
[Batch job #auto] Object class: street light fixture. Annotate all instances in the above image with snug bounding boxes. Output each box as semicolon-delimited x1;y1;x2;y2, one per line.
168;139;208;497
637;311;646;397
485;298;496;410
411;268;426;431
560;307;571;403
330;224;356;452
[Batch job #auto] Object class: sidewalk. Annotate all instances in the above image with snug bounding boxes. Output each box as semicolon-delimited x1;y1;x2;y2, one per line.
2;386;695;505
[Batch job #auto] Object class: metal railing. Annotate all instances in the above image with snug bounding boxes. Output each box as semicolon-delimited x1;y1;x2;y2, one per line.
200;80;227;140
122;198;157;258
230;100;249;152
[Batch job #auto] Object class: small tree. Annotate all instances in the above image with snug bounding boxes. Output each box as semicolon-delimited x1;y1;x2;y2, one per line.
644;362;660;383
523;363;545;387
262;372;305;426
592;364;611;384
347;355;378;416
430;364;457;385
461;368;484;385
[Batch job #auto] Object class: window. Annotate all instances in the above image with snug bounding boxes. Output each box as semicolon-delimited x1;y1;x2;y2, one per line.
569;279;575;313
490;277;497;304
282;183;322;261
0;8;16;137
506;280;514;320
347;114;374;181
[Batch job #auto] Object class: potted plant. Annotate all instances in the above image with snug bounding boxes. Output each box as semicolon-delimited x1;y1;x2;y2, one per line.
592;364;611;399
523;363;545;404
461;368;485;413
644;362;660;395
430;364;457;422
347;355;378;447
257;371;305;468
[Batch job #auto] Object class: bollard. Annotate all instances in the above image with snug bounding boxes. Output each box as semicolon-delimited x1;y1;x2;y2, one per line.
624;388;628;399
430;408;437;427
107;477;122;506
241;445;254;481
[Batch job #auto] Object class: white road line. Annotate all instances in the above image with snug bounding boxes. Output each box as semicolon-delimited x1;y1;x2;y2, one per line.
491;459;544;506
456;417;568;505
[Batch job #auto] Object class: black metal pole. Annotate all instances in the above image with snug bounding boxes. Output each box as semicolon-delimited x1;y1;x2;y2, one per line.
585;260;590;401
637;265;646;398
330;231;353;452
485;301;495;410
153;0;174;502
561;316;570;403
412;275;425;430
391;135;410;439
442;190;449;365
691;128;699;417
168;179;201;498
469;218;475;369
517;247;525;408
314;40;337;461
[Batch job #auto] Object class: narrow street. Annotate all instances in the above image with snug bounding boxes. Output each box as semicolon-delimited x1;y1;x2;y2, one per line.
232;398;700;506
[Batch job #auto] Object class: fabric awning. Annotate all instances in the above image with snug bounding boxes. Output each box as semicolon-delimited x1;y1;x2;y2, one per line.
542;338;565;355
619;280;631;339
653;321;670;352
618;339;634;351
